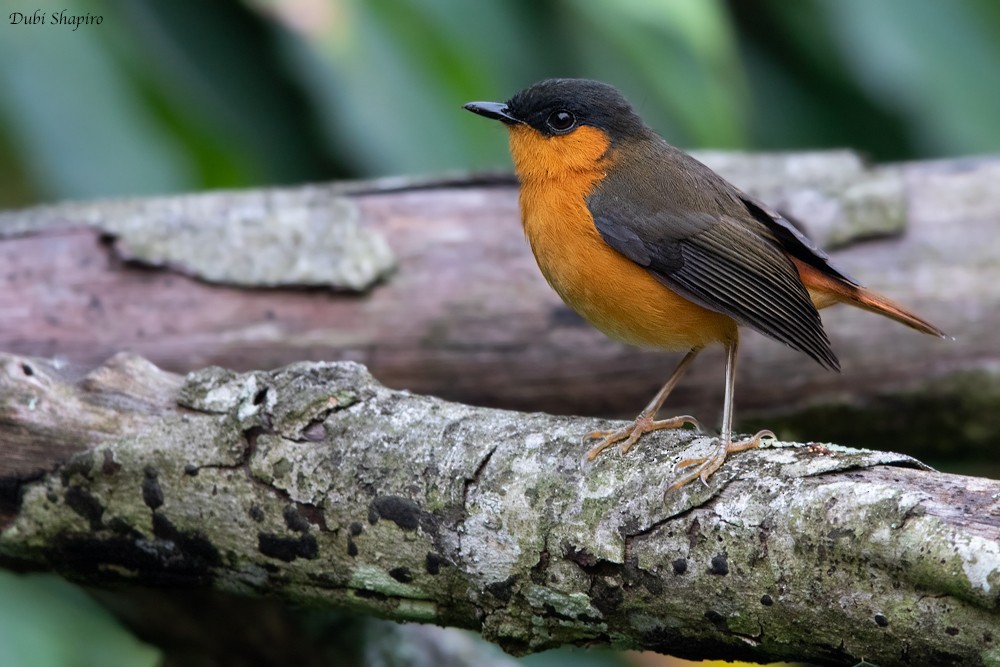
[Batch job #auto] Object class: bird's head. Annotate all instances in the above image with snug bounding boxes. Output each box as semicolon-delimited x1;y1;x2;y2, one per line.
465;78;647;181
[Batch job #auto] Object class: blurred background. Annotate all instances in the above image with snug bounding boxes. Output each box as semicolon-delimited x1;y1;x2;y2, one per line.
2;0;1000;210
2;0;998;665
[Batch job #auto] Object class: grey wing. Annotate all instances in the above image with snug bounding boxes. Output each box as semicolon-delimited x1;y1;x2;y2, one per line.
588;177;839;371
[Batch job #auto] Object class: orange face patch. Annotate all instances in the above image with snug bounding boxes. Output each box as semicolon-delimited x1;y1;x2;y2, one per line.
506;125;612;182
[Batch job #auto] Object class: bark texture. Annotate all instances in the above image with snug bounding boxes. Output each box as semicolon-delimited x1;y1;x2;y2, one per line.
1;154;997;465
1;353;998;666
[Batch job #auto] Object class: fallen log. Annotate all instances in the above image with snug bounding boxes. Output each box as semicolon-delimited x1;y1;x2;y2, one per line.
1;353;997;666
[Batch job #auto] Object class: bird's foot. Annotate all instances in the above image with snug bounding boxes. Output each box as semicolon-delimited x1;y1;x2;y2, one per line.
585;413;701;460
670;429;775;490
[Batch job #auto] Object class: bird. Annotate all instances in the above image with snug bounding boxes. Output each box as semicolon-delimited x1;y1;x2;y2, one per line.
464;78;944;489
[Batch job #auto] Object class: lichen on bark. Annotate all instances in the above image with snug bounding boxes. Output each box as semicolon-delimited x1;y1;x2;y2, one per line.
1;354;999;666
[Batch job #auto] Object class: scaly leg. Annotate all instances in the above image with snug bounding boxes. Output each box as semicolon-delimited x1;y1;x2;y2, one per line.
671;336;774;489
585;348;703;460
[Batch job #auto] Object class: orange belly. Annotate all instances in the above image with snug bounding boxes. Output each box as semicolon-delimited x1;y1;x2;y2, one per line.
519;176;737;351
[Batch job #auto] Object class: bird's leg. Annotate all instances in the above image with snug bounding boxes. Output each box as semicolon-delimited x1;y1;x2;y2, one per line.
585;348;703;460
672;336;774;489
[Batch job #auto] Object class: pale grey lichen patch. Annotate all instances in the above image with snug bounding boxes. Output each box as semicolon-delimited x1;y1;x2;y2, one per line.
178;366;254;413
957;534;1000;596
711;486;774;530
251;435;337;502
785;480;1000;610
461;491;525;582
0;186;395;291
196;359;517;600
179;361;369;439
127;412;249;471
114;199;394;290
258;362;365;438
461;436;554;583
786;481;928;549
838;170;907;243
757;441;928;478
901;514;1000;604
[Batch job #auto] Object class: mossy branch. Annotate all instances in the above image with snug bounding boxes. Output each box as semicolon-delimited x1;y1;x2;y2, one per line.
1;353;998;666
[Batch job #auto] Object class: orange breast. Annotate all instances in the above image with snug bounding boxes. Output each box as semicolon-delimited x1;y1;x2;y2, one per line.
508;125;737;351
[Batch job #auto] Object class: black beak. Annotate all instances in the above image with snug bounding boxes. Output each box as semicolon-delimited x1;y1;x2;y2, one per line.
463;101;521;124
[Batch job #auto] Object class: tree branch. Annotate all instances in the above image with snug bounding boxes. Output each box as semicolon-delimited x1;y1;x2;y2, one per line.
2;353;997;666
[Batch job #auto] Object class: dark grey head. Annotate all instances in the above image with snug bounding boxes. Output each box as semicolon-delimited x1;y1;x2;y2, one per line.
464;78;646;142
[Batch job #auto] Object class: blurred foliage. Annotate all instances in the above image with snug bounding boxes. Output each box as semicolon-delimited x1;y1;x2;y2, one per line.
2;0;1000;209
0;0;997;665
0;572;161;667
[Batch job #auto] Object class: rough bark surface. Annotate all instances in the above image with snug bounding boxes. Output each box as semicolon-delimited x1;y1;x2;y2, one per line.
1;154;997;465
1;353;998;666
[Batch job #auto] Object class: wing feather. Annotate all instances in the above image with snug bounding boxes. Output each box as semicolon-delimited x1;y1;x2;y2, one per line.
588;144;840;370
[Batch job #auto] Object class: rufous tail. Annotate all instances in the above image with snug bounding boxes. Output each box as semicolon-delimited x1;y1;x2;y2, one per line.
846;285;945;337
793;258;946;338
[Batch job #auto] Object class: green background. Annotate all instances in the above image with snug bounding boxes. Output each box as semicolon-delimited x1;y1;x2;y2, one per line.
3;0;1000;210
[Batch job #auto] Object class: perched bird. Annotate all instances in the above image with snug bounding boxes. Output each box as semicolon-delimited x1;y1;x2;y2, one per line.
464;79;944;489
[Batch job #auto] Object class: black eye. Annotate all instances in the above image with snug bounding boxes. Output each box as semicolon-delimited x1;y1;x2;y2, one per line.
546;110;576;133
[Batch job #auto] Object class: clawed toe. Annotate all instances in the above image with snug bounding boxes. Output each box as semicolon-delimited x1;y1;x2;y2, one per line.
585;414;700;461
670;429;775;489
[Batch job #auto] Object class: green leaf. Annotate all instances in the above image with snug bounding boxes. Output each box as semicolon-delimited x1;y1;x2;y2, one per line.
562;0;749;148
0;571;161;667
821;0;1000;156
